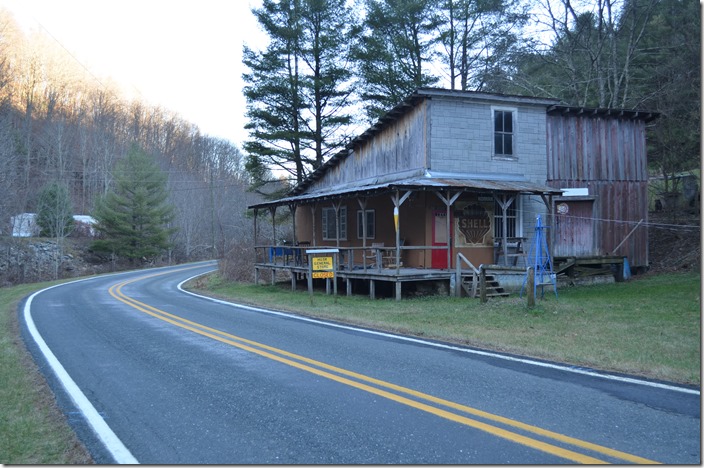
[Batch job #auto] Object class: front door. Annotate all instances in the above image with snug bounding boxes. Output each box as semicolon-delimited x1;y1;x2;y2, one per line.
432;210;450;268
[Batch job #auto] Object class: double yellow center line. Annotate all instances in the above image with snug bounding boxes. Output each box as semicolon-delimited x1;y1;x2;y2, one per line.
109;269;659;464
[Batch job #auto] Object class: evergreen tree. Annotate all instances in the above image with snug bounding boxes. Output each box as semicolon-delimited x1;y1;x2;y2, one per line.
353;0;440;121
634;0;700;193
243;0;357;192
92;144;175;262
36;181;74;238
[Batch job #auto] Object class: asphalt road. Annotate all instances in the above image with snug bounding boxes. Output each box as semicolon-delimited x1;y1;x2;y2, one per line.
20;262;700;464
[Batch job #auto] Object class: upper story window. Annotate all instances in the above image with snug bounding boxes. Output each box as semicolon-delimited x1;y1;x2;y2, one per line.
322;206;347;240
493;108;515;158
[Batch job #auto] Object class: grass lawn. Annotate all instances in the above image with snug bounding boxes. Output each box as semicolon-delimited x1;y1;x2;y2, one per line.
0;282;92;464
191;270;701;386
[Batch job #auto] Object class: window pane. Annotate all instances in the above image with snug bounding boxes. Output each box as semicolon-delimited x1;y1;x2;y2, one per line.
494;111;503;132
503;111;512;132
495;134;503;154
339;207;347;239
323;207;347;240
503;135;513;155
366;211;374;238
322;208;329;239
357;210;375;239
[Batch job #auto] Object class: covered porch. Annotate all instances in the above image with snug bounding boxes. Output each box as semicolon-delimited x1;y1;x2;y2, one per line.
249;174;562;300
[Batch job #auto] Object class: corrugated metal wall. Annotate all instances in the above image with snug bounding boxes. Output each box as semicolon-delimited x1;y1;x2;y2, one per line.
547;113;649;267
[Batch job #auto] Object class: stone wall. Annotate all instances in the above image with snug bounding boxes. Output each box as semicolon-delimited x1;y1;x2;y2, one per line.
0;238;113;287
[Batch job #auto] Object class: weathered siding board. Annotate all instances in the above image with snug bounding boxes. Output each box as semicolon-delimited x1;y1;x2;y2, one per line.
308;103;428;193
554;200;596;257
547;113;649;267
548;115;648;184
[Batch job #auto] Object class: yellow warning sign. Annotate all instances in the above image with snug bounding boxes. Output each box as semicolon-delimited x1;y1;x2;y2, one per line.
312;256;333;271
312;271;335;279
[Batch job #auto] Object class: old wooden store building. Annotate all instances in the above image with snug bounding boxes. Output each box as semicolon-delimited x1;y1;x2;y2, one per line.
249;88;657;299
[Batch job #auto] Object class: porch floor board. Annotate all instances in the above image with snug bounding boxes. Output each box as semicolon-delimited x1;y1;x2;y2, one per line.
255;262;459;282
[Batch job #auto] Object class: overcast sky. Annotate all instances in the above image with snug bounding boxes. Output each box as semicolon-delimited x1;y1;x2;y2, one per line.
0;0;267;148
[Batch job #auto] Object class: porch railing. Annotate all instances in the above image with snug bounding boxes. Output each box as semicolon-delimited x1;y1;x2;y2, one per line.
254;244;450;271
455;252;480;298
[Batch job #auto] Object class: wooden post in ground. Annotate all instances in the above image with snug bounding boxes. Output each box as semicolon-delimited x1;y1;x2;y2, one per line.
527;267;535;308
307;260;313;304
480;267;487;303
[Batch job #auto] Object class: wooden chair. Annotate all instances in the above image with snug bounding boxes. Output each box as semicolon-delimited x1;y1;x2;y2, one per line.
295;241;310;266
365;242;384;268
382;239;405;268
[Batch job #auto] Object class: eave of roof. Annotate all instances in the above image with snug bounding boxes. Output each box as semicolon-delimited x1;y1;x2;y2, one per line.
248;174;562;210
547;104;659;122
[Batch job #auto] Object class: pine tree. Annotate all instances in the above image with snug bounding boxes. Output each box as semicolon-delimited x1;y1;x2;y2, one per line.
92;144;175;262
353;0;440;121
243;0;357;191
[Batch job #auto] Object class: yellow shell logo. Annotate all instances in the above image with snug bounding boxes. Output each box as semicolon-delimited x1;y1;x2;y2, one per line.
457;204;491;244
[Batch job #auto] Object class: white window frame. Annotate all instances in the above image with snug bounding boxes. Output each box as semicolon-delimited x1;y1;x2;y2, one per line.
492;106;517;159
357;209;376;239
322;206;347;240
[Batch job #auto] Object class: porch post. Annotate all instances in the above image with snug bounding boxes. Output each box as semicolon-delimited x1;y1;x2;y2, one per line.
390;190;412;275
269;206;277;244
253;208;259;284
333;200;341;249
358;198;367;271
445;194;451;270
332;201;342;296
494;194;516;265
540;193;555;261
269;206;277;285
310;204;317;246
434;190;462;270
288;203;297;245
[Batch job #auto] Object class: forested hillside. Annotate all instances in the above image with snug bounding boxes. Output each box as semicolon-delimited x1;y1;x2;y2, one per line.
0;9;262;268
0;0;698;286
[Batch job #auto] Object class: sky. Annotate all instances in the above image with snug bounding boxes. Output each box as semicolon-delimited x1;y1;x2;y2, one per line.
0;0;267;147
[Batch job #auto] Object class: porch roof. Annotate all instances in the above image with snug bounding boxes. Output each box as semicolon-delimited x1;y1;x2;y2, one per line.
248;173;563;210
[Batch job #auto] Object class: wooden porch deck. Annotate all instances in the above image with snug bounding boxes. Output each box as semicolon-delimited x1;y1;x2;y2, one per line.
253;244;530;300
255;259;457;300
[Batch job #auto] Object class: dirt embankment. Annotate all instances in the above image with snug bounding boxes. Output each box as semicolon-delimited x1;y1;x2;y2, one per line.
646;211;700;274
0;237;118;287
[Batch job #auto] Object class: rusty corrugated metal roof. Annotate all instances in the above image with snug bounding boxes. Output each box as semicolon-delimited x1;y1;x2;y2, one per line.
249;175;562;210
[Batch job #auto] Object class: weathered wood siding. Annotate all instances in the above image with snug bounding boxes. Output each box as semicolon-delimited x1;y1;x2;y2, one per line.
547;114;649;267
308;103;428;193
553;200;596;257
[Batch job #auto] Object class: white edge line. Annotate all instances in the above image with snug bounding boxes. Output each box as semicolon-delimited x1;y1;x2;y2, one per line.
179;270;700;397
24;277;139;464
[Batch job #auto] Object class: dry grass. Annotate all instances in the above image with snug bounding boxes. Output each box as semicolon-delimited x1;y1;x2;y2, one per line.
0;283;93;464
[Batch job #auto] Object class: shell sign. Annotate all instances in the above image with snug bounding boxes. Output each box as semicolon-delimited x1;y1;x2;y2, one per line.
455;203;493;246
